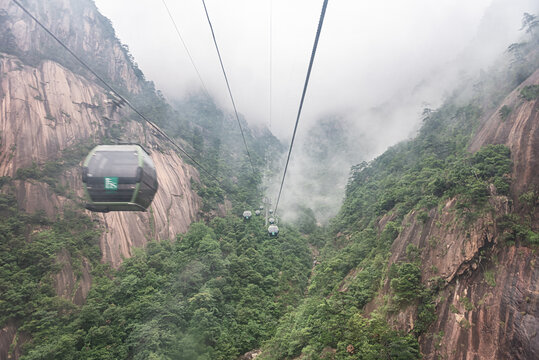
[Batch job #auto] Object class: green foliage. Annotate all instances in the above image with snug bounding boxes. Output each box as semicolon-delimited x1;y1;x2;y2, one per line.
459;297;474;311
0;194;101;350
497;214;539;245
484;270;496;287
415;299;436;335
406;244;421;262
168;94;283;215
271;103;498;353
16;162;41;180
416;210;429;224
337;103;512;236
262;303;420;360
521;12;538;35
459;318;472;330
14;215;310;359
5;11;535;360
519;85;539;100
389;263;422;306
295;205;318;234
499;105;512;120
0;176;11;187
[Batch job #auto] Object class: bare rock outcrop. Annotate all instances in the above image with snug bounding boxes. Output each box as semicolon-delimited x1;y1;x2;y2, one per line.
0;0;142;93
422;246;538;359
0;321;29;360
366;194;537;359
418;67;539;360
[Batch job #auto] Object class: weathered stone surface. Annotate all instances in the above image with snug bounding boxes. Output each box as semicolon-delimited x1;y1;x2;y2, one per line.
0;0;142;94
422;246;538;360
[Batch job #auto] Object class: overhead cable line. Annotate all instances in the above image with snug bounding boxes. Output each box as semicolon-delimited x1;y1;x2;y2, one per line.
200;0;256;175
11;0;225;187
161;0;211;97
269;0;273;131
273;0;329;215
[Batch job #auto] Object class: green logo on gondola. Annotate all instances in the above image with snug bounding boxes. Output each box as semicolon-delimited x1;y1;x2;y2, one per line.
104;177;118;191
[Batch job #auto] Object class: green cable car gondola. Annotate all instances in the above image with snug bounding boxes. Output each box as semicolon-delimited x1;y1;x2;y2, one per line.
243;210;252;220
268;224;279;237
82;144;158;212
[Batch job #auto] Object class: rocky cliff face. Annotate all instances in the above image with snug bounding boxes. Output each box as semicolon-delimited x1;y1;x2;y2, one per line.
0;1;202;357
366;68;539;359
0;0;201;266
0;0;142;94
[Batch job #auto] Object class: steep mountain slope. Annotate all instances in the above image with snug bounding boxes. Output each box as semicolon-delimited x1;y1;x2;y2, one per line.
370;72;539;357
415;65;539;360
0;0;201;265
0;0;202;357
258;19;538;360
0;1;285;358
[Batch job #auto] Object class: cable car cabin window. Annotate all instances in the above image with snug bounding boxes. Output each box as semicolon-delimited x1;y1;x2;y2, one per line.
85;150;139;203
87;151;139;179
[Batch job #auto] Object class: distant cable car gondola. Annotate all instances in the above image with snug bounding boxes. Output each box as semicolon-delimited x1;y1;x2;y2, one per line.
82;145;158;212
269;209;274;215
259;205;264;210
255;210;261;216
243;210;252;220
268;224;279;237
268;217;275;224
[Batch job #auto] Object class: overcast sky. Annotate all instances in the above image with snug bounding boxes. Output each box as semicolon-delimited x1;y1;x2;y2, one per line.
93;0;537;220
94;0;536;140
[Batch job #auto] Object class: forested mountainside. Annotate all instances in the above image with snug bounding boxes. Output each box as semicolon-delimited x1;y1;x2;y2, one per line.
0;0;538;359
0;0;278;358
258;17;539;359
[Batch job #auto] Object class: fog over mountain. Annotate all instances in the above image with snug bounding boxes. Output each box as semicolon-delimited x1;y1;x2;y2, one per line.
95;0;538;221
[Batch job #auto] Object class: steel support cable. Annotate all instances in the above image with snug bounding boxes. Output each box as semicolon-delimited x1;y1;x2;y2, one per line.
273;0;329;216
269;0;273;131
11;0;228;189
161;0;240;170
161;0;211;97
261;0;273;194
200;0;256;176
